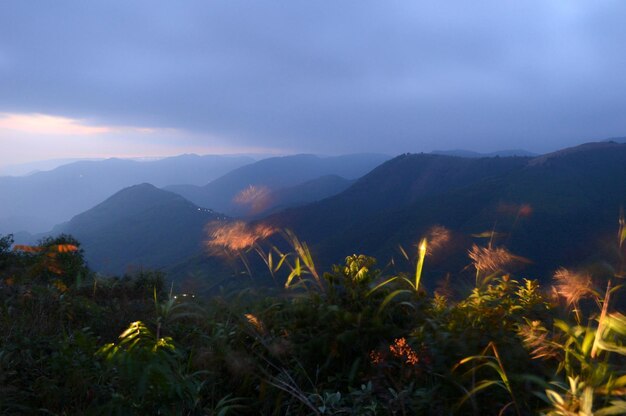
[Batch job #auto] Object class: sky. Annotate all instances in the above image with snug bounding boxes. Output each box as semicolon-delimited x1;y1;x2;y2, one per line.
1;1;626;168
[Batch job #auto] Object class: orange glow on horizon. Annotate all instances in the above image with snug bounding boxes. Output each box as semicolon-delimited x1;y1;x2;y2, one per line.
0;113;112;136
0;112;295;170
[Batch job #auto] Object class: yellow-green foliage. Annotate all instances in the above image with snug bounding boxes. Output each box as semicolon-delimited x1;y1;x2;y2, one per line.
1;229;625;415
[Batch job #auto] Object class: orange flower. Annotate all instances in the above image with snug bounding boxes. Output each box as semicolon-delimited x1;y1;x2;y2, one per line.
389;338;419;365
369;350;384;365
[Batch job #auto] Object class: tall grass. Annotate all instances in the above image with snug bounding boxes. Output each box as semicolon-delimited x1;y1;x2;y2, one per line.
1;220;626;414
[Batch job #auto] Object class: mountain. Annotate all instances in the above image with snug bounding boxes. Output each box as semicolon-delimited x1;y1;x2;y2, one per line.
432;149;538;158
257;175;354;216
0;154;253;234
171;153;530;282
52;183;229;275
37;141;626;290
42;174;354;281
0;158;103;176
256;142;626;283
165;153;390;217
266;153;529;251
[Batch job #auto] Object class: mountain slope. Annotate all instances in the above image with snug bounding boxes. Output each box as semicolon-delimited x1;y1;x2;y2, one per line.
263;143;626;281
54;183;226;274
0;154;253;234
258;175;354;216
166;153;390;217
44;142;626;287
171;154;530;281
269;153;530;239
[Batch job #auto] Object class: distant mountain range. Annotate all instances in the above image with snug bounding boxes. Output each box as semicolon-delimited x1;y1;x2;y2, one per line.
0;154;253;233
27;174;353;277
165;153;390;217
259;142;626;282
6;142;626;290
0;158;103;176
6;153;386;275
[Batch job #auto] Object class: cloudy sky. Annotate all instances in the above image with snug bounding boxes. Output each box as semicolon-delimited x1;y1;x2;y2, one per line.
1;1;626;168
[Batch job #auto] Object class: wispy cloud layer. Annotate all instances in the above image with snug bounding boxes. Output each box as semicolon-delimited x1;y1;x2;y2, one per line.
0;111;287;167
0;113;112;136
1;1;626;164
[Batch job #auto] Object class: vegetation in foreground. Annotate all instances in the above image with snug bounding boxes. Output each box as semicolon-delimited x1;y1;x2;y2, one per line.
0;225;625;415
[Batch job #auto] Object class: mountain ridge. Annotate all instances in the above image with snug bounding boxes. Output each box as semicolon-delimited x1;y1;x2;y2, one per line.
0;154;253;233
257;142;626;281
166;153;390;217
20;141;626;284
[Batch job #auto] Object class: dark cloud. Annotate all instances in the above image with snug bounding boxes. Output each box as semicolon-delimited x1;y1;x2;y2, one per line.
1;1;626;155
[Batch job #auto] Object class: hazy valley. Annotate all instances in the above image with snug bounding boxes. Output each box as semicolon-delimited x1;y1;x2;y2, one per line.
4;141;625;291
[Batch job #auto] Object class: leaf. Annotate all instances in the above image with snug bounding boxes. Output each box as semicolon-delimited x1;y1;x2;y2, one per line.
545;389;565;406
596;400;626;416
553;319;573;334
120;321;142;340
399;275;415;289
456;380;505;409
274;252;290;273
415;238;427;291
467;380;505;397
398;301;417;311
606;313;626;333
398;244;409;260
581;329;595;356
378;289;412;312
367;276;399;296
285;257;301;288
611;375;626;388
457;354;490;366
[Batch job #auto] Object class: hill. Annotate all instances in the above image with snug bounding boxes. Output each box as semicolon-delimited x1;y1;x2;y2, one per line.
0;154;253;234
171;153;530;281
53;183;230;275
40;142;626;286
165;153;389;217
258;143;626;282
